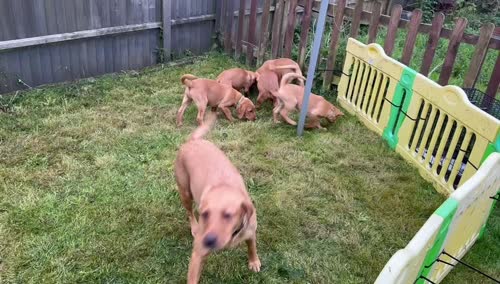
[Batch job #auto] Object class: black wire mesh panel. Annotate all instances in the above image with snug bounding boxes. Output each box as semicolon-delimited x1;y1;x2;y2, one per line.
463;88;500;120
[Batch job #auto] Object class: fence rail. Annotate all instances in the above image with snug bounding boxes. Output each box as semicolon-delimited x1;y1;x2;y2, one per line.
0;0;218;94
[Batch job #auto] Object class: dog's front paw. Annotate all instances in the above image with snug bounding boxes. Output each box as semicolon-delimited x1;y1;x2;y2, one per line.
248;259;261;272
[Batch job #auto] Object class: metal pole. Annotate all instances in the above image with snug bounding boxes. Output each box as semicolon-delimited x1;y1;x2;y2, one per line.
297;0;330;136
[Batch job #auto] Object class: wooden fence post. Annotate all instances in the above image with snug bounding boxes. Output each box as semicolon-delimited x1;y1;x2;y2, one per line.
235;0;246;58
482;51;500;111
283;0;298;58
383;4;402;57
401;9;422;66
271;0;285;59
463;23;495;88
438;17;467;86
420;12;445;76
257;0;272;66
323;0;346;89
246;0;258;65
297;0;313;69
162;0;172;61
224;0;235;54
367;1;382;44
350;0;364;39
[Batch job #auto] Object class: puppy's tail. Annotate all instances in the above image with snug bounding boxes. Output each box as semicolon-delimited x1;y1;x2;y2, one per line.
280;73;306;89
181;74;198;88
188;111;217;141
270;64;301;73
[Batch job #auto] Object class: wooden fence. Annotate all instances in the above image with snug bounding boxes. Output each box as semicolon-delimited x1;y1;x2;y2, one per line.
217;0;500;113
0;0;217;94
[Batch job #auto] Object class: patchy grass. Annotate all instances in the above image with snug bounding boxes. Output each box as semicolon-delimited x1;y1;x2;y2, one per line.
0;54;498;283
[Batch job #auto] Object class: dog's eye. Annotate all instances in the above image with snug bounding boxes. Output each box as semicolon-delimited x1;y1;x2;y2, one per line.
222;212;232;220
201;211;209;219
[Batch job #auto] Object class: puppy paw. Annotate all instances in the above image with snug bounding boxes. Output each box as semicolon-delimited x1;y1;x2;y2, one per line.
248;259;261;272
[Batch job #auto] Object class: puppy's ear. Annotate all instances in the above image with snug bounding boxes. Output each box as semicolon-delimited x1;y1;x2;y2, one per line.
237;103;247;119
241;201;254;224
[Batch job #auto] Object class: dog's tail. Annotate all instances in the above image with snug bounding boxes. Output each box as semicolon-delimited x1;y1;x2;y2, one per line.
280;73;306;89
181;74;198;88
188;111;217;141
270;64;301;73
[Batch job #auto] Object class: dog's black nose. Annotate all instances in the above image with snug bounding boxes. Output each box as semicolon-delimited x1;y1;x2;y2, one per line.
203;233;218;249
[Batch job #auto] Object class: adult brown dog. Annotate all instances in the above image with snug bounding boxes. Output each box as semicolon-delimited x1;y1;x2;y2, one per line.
216;68;257;95
272;73;344;129
176;74;256;127
175;112;261;284
255;58;304;109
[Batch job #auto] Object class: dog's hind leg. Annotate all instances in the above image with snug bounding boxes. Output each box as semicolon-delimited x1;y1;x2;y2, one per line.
176;94;193;127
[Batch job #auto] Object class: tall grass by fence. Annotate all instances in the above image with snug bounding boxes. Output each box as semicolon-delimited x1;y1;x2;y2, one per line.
0;0;217;94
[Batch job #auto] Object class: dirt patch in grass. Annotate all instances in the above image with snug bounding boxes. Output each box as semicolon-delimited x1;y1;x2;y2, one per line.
0;53;498;283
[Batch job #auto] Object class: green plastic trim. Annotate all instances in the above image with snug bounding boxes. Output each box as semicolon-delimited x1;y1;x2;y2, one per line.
382;67;417;150
480;130;500;165
416;198;459;284
479;190;499;239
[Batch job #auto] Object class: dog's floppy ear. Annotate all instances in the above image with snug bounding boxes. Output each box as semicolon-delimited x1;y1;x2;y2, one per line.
241;201;254;225
237;102;247;119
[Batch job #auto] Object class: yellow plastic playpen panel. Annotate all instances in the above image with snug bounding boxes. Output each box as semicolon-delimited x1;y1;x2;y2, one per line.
395;79;500;195
338;38;500;195
338;39;405;136
374;215;443;284
429;153;500;283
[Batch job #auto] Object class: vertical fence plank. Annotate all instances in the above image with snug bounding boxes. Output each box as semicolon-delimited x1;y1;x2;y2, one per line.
463;23;495;88
279;0;290;57
283;0;297;58
246;0;258;65
33;0;53;85
102;0;114;73
74;0;89;78
224;0;234;54
323;0;346;89
383;4;402;56
401;9;422;65
483;52;500;111
235;0;246;58
257;0;272;66
271;0;285;59
298;0;313;69
215;0;223;35
350;0;364;39
438;18;468;86
219;0;227;46
367;1;382;44
420;12;445;76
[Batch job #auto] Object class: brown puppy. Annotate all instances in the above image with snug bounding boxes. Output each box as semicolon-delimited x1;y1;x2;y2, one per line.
216;68;257;95
175;112;261;284
255;58;304;109
176;74;256;127
272;73;344;129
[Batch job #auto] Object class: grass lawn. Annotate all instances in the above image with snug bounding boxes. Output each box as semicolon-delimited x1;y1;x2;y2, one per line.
0;54;498;283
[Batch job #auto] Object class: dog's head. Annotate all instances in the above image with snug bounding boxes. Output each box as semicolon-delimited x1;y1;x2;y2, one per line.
237;97;257;121
326;105;344;122
197;187;254;251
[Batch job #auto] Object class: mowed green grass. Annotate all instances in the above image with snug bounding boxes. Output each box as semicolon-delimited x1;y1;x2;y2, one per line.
0;54;498;283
